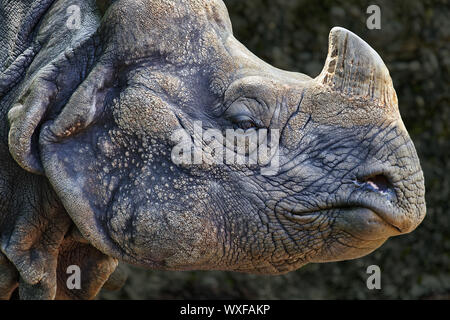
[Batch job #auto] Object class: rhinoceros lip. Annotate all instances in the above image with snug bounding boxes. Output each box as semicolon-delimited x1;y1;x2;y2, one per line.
279;205;403;240
337;206;403;238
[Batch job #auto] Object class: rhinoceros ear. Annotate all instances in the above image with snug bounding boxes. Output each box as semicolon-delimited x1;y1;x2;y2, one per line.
39;63;115;145
8;62;114;175
316;27;398;109
8;67;59;174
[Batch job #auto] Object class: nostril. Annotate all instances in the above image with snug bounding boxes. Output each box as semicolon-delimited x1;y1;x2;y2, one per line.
362;174;393;193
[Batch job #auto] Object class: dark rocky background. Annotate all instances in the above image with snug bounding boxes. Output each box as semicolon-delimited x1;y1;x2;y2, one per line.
100;0;450;299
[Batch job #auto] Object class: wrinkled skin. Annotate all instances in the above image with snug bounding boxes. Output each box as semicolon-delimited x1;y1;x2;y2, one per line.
0;0;425;299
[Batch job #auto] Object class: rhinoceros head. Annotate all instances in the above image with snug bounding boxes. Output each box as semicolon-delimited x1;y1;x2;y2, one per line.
8;0;425;275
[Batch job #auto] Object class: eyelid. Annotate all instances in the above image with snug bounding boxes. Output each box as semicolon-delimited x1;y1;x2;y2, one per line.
232;114;253;122
223;98;251;115
223;99;264;125
230;114;264;128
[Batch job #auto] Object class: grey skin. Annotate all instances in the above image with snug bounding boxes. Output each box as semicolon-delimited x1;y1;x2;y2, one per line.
0;0;425;300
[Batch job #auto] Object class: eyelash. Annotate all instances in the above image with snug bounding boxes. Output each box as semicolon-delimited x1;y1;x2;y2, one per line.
236;119;258;130
223;100;264;130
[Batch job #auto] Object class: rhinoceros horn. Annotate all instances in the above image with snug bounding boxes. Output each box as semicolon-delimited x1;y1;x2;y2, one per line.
316;27;398;109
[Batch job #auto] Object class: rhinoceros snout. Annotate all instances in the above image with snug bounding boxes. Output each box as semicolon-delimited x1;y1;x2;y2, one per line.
310;28;426;235
354;167;426;235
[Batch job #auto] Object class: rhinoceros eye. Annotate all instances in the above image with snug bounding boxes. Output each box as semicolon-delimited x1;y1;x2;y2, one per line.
237;119;257;130
231;115;259;130
224;101;263;130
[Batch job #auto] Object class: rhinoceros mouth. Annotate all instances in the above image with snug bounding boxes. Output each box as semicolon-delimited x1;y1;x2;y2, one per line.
334;207;403;240
273;171;411;242
279;205;401;241
274;162;424;240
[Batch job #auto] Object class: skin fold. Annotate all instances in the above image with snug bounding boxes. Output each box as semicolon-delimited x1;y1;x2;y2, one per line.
0;0;425;299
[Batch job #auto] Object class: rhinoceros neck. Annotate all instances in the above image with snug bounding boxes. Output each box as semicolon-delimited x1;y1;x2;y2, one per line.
0;0;55;72
0;0;55;148
0;0;56;113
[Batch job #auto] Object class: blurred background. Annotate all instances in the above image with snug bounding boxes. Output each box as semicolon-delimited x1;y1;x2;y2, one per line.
101;0;450;299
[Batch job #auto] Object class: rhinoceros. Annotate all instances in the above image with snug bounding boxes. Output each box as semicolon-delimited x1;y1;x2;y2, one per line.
0;0;426;299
